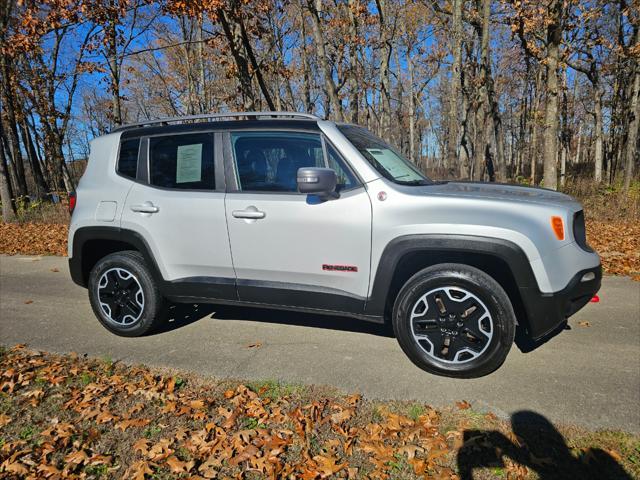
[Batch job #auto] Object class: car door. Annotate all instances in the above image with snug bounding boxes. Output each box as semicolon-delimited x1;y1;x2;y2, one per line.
223;130;372;314
121;131;236;299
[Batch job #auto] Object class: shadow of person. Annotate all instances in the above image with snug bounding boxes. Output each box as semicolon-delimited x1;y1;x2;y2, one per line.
151;302;395;338
456;410;632;480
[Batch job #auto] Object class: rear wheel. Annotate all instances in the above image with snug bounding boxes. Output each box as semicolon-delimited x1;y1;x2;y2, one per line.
88;251;164;337
392;263;515;378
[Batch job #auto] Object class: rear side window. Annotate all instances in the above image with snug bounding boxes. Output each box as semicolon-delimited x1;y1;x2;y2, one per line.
149;133;215;190
117;139;139;179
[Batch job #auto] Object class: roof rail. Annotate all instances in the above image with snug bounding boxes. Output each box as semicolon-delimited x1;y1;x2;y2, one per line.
111;111;321;132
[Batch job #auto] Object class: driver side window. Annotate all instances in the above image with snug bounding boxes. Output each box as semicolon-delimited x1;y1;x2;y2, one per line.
231;132;324;192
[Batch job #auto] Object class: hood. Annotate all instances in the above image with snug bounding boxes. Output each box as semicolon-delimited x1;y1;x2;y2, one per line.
406;181;581;210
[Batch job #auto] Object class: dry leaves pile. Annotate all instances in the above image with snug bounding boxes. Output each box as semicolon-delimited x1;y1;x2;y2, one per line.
0;223;67;256
1;346;637;479
0;346;470;479
0;220;638;280
586;221;640;280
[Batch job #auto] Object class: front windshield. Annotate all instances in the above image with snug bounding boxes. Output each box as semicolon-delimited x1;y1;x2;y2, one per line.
338;125;431;185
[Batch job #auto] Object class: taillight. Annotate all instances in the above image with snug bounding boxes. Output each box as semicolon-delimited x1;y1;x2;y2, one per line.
69;191;77;214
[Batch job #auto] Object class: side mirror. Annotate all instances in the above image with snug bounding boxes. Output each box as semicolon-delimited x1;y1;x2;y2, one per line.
297;167;338;199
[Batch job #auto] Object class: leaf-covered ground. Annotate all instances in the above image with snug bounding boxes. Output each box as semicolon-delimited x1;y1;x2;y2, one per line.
586;221;640;280
1;221;639;279
0;223;67;257
1;345;638;479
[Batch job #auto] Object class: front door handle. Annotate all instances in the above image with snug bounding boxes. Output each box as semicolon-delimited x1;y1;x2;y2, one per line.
232;206;265;220
131;201;159;214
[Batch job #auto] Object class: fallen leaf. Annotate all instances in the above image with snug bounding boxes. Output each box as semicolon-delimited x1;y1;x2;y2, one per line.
0;413;11;427
397;444;424;459
229;444;259;466
115;418;150;431
578;321;591;327
165;455;194;473
245;341;263;349
456;400;471;410
124;460;153;480
313;455;347;477
24;300;33;304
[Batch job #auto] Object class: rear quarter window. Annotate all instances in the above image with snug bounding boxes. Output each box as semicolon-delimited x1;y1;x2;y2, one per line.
117;139;140;179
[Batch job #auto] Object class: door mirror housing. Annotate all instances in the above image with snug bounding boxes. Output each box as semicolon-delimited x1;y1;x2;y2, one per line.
297;167;338;199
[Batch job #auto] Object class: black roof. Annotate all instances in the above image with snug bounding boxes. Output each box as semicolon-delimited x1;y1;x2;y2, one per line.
119;119;321;139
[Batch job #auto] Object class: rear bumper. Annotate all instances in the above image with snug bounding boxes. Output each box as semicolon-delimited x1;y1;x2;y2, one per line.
519;264;602;340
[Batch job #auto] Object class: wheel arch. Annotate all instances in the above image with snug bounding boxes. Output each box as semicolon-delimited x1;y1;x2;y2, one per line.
365;235;539;336
69;227;162;288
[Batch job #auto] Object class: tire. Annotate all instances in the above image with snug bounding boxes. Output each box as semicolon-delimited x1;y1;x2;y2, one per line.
88;250;165;337
392;263;515;378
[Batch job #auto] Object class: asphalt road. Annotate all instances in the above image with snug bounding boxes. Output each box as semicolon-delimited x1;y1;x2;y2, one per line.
1;254;639;432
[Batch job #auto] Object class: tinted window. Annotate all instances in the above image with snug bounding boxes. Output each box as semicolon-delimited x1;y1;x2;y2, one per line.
326;143;358;190
118;139;139;179
149;133;214;190
231;132;324;192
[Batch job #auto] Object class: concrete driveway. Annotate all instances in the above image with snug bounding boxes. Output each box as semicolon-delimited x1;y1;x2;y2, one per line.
1;254;638;432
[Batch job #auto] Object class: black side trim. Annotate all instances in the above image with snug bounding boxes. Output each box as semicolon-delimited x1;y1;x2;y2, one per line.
365;234;537;316
165;276;237;302
236;278;366;315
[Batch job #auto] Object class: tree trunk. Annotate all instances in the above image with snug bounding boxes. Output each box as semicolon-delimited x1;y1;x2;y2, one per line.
235;8;276;111
347;0;360;123
623;64;639;192
406;46;417;163
218;8;255;110
306;0;343;121
106;0;122;124
574;124;582;165
477;0;505;181
196;17;208;112
593;84;604;183
447;0;463;169
299;7;313;113
542;0;562;190
19;119;48;199
0;123;16;220
377;0;392;141
0;91;28;197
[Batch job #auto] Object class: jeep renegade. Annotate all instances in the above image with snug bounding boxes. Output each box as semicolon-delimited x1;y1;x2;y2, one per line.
68;112;602;378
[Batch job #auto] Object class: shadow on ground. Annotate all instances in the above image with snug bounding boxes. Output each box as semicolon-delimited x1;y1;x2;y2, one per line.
155;302;395;337
457;410;632;479
155;302;568;352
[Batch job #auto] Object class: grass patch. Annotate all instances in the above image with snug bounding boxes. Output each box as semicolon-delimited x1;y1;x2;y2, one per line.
247;379;305;401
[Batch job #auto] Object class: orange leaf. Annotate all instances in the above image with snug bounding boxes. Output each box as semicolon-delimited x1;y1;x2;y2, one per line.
313;455;347;477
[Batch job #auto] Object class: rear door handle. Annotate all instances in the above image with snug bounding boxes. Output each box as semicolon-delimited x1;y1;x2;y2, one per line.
131;202;159;214
232;206;265;220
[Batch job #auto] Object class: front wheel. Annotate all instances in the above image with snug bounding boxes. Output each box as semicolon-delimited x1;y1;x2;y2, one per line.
88;250;165;337
392;264;515;378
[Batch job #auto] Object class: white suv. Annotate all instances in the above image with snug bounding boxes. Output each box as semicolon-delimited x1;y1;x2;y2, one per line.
68;112;601;377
